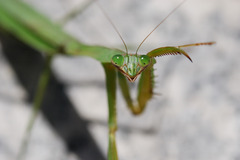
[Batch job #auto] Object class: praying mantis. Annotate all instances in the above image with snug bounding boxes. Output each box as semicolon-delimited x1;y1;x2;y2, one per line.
0;0;215;160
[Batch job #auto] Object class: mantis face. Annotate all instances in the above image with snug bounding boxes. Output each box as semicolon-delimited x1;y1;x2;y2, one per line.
111;54;151;82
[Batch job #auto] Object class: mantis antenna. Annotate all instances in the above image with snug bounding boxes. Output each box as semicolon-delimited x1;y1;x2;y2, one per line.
96;2;129;54
135;0;188;55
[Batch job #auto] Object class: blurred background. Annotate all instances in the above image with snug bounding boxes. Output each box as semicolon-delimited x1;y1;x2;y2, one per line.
0;0;240;160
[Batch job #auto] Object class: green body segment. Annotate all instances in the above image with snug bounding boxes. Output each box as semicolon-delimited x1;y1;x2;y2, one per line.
0;0;123;62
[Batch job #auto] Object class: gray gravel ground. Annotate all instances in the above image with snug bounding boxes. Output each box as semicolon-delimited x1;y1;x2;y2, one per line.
1;0;240;160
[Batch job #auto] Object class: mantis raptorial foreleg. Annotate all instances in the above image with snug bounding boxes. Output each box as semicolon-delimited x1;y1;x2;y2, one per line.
117;42;215;115
118;60;155;115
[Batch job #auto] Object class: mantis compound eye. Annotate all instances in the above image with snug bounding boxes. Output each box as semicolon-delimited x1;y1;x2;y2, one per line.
138;55;150;67
112;55;124;66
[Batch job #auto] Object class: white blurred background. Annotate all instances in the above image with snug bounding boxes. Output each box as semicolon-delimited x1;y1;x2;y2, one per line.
0;0;240;160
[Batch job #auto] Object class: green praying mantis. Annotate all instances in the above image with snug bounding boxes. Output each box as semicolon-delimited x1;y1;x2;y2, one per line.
0;0;215;160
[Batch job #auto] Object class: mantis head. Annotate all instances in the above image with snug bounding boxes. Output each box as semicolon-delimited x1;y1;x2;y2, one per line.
111;54;151;82
100;0;215;82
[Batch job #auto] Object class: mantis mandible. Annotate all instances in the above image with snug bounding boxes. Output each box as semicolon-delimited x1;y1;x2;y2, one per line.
0;0;215;160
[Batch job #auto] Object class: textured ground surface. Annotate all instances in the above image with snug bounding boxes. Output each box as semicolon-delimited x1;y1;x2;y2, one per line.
0;0;240;160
